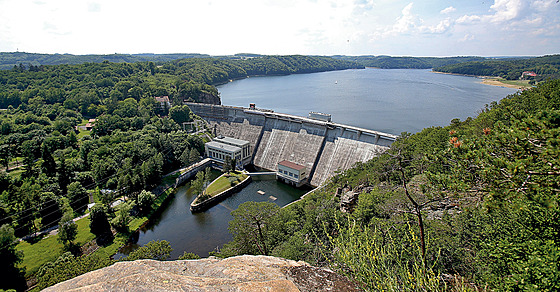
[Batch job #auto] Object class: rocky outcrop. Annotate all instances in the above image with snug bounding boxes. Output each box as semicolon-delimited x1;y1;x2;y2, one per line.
43;255;362;291
198;91;221;105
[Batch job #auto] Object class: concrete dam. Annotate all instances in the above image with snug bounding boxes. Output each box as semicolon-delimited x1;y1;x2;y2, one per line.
186;103;398;187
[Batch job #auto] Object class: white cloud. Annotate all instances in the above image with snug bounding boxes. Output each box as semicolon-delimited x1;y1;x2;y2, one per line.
487;0;527;23
420;18;452;34
440;6;456;14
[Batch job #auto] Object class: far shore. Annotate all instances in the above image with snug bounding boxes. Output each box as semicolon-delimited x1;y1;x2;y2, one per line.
432;70;529;90
480;78;526;89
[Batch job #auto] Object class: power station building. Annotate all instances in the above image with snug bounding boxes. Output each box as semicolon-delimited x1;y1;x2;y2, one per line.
276;160;308;187
205;136;251;169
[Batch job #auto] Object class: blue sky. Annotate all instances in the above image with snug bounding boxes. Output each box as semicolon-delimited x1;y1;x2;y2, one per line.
0;0;558;56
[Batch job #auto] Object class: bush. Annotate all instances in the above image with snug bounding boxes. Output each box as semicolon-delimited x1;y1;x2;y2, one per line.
178;251;201;260
125;240;173;261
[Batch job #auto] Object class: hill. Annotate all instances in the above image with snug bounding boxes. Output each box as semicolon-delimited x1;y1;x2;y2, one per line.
333;55;486;69
434;54;560;81
0;52;215;70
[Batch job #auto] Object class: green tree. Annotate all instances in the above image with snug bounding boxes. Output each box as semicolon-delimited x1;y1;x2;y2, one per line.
191;171;205;198
226;201;280;255
89;204;112;244
66;182;89;214
168;105;192;125
39;192;63;229
125;240;173;261
0;224;27;291
223;156;232;173
58;212;77;249
188;148;200;166
137;190;155;215
111;201;133;233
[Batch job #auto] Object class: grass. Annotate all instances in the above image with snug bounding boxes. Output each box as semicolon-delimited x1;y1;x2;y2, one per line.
17;176;179;279
77;129;91;139
17;216;95;277
204;171;248;198
499;79;531;87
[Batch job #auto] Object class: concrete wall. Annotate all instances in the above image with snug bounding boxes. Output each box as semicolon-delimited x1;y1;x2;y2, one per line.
186;103;397;187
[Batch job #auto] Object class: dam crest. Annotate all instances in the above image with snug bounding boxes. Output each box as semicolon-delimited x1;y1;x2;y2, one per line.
186;103;398;187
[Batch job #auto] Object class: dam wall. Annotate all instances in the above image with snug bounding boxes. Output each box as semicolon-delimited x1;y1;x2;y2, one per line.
186;103;397;186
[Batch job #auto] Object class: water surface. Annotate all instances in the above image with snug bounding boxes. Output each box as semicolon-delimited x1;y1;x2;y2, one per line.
218;68;518;135
119;171;307;259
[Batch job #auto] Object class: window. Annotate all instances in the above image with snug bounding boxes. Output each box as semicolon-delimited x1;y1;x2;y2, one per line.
294;174;299;178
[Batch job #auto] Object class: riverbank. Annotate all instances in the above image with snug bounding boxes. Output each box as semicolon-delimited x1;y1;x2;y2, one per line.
480;78;530;89
432;70;529;90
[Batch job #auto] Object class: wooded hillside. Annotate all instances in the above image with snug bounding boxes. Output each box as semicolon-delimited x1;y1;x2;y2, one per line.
435;54;560;81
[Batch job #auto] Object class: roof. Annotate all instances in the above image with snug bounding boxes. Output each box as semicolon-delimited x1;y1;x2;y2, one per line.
206;141;242;153
278;160;306;171
155;96;170;103
214;136;250;147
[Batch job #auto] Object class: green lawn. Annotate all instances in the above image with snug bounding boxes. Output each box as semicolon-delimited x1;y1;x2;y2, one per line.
77;129;91;139
500;79;531;87
17;216;95;277
16;177;179;279
204;171;248;198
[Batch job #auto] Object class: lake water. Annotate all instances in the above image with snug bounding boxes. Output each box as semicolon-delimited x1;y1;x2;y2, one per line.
118;170;308;259
218;68;518;135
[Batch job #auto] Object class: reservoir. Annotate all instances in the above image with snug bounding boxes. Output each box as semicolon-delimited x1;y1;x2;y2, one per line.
118;170;307;259
217;68;518;135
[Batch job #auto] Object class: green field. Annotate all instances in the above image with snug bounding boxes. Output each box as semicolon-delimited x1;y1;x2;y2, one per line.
17;217;95;276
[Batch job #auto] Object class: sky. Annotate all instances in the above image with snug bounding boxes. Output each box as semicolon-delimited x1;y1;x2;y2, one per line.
0;0;558;57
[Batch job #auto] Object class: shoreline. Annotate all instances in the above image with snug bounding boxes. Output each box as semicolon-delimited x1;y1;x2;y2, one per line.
432;70;528;90
480;78;525;89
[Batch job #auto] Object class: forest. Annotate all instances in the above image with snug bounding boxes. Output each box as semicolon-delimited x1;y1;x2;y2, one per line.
434;54;560;81
333;55;486;69
0;55;360;291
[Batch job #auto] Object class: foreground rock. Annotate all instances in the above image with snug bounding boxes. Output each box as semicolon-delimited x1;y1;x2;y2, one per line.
43;255;362;291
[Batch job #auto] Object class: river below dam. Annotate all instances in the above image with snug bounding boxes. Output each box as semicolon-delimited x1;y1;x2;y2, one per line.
120;68;518;258
116;170;308;259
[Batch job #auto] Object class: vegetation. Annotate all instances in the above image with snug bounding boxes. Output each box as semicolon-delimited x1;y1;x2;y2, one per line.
197;171;248;203
435;54;560;81
0;225;26;291
124;240;172;261
0;52;211;70
218;79;560;291
334;55;486;69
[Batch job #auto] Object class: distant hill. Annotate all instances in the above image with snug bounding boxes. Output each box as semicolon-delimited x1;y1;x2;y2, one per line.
332;55;487;69
434;54;560;81
0;52;211;70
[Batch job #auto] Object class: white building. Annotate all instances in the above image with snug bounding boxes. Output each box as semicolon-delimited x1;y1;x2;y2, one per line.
205;136;251;169
276;160;308;187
